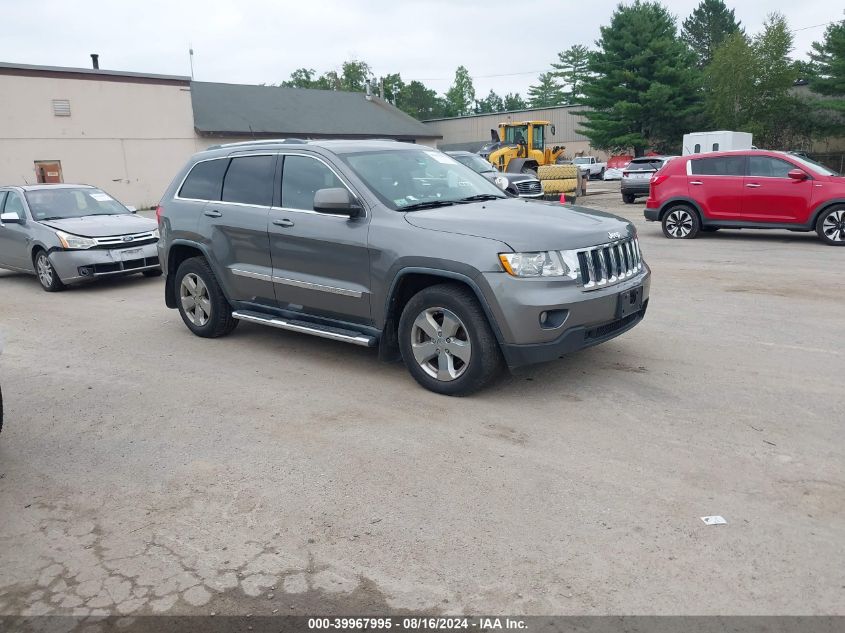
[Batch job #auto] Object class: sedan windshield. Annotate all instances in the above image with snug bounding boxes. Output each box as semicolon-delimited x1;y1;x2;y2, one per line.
341;149;505;210
25;188;130;221
452;154;496;174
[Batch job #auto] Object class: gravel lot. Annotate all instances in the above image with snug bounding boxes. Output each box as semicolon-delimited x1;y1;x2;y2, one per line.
0;191;843;618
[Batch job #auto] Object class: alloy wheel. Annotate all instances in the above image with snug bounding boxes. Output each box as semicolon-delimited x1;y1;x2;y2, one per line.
410;307;472;382
822;209;845;242
36;254;53;288
180;273;211;326
665;209;694;238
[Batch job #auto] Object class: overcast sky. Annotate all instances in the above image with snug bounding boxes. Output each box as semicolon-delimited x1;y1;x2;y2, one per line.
0;0;839;97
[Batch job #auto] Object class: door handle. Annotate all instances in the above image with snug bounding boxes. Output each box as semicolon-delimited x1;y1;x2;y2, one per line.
272;218;295;228
745;183;761;188
690;181;703;185
204;209;222;217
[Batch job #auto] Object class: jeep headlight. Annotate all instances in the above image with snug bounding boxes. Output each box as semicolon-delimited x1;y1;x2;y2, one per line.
56;230;96;250
494;176;509;190
499;251;570;277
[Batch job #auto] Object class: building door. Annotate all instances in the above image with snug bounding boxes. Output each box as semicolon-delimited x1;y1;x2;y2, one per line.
34;161;63;184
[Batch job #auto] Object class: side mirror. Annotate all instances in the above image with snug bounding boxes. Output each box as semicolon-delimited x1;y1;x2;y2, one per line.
550;124;556;136
787;169;808;181
126;205;137;213
313;188;363;217
0;211;21;223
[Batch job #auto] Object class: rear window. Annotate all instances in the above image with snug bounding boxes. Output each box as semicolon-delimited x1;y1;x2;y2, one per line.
628;159;665;171
179;159;228;201
690;156;745;176
222;155;275;206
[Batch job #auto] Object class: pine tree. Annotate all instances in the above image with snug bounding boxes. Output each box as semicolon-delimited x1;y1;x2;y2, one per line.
577;0;702;155
809;18;845;118
527;72;564;108
502;93;528;111
444;66;476;116
551;44;592;103
682;0;743;68
475;90;505;114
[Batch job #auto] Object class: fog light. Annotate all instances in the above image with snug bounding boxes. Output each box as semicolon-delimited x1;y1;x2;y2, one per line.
78;266;94;276
539;311;548;325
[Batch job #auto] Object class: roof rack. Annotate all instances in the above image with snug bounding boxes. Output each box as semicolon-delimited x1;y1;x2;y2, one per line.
206;138;309;150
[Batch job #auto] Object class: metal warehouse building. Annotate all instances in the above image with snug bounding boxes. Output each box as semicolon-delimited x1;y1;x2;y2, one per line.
423;105;606;160
0;61;440;209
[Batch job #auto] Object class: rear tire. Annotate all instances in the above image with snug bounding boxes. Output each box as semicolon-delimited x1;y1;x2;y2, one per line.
661;205;700;239
816;205;845;246
175;257;238;338
398;283;503;396
34;250;65;292
622;193;635;204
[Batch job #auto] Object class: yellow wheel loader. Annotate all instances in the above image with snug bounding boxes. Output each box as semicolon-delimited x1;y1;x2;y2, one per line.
487;121;567;176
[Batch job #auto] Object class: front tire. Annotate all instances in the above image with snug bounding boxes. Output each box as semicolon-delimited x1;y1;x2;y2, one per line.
622;193;635;204
661;205;700;239
175;257;238;338
34;250;65;292
398;284;503;396
816;205;845;246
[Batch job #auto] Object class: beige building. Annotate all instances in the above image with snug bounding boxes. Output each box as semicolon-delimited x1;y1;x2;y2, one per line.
0;61;440;208
423;105;607;160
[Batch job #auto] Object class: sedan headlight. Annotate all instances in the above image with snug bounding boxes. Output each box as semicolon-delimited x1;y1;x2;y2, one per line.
151;228;160;239
494;176;509;190
499;251;570;277
56;230;96;250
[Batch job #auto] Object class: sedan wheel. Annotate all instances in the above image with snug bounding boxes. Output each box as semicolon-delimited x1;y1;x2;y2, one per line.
818;207;845;245
662;206;700;239
180;273;212;327
35;252;65;292
410;307;472;382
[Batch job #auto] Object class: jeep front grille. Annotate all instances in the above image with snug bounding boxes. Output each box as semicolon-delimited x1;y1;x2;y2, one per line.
576;238;642;290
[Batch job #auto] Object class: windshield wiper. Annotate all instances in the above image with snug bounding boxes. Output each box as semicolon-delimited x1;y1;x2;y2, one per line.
457;194;505;202
401;200;459;211
38;216;66;221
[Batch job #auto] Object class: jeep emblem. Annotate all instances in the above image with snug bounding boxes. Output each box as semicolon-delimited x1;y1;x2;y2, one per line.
608;231;621;240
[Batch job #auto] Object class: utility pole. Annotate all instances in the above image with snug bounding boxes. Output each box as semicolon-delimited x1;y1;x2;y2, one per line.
189;45;195;80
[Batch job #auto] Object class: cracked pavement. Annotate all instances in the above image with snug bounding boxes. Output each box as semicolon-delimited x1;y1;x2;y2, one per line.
0;203;843;620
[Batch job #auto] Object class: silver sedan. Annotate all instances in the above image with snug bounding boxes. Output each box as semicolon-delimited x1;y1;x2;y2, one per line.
0;184;161;292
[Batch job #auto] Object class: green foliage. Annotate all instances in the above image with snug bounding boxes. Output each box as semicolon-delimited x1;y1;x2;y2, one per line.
705;13;823;148
444;66;476;117
475;90;505;114
339;60;374;92
503;93;528;111
396;80;446;120
681;0;743;68
380;73;405;103
528;72;565;108
551;44;592;103
577;0;702;155
809;18;845;123
280;68;321;89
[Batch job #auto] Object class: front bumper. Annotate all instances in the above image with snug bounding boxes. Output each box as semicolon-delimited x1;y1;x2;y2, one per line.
49;242;160;283
478;267;651;368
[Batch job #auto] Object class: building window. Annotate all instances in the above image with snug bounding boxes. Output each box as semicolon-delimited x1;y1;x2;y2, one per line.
52;99;71;116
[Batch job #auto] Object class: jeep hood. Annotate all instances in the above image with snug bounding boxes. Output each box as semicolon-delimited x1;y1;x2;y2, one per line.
38;214;157;237
403;198;633;251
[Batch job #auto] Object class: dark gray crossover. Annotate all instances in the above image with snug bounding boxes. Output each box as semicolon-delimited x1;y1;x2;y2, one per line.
446;151;543;198
0;184;161;291
157;140;650;395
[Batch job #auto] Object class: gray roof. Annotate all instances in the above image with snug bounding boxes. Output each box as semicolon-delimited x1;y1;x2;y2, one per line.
190;81;440;139
0;61;189;83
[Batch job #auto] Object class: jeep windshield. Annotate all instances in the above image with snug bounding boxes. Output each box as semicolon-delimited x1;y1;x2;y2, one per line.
25;188;130;221
341;149;506;211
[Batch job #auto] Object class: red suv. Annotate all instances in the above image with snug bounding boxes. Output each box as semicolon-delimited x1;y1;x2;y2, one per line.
644;150;845;246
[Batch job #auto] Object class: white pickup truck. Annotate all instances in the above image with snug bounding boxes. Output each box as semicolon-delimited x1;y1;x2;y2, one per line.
572;156;607;179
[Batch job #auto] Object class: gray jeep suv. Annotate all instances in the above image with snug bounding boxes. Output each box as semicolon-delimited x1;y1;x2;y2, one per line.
157;140;649;395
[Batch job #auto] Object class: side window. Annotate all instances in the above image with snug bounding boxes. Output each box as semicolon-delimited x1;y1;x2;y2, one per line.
281;156;346;211
4;192;26;216
222;155;275;206
532;125;544;150
690;156;745;176
179;159;228;201
0;192;7;212
748;156;796;178
694;143;701;153
712;143;719;151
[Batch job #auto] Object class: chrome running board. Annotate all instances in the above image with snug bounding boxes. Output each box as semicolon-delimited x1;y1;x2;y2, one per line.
232;310;376;347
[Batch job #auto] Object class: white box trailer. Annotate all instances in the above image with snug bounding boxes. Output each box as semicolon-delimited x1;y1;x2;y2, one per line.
682;131;753;155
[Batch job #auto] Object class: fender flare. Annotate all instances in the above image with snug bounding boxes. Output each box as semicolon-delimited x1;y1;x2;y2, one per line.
384;266;508;350
163;239;217;308
809;198;845;229
659;197;706;223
